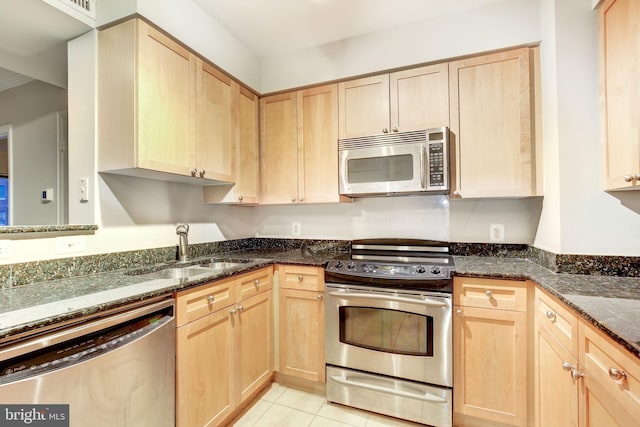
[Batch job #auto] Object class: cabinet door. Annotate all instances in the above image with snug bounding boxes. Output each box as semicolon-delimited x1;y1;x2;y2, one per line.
338;74;390;138
449;48;535;198
235;85;260;203
176;308;235;427
196;59;234;182
600;0;640;190
260;92;298;204
454;305;527;426
137;20;196;176
579;320;640;426
534;320;579;427
235;290;273;403
298;84;340;203
390;63;449;132
279;288;325;382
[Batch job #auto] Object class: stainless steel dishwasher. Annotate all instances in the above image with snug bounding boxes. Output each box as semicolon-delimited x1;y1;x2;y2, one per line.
0;298;175;427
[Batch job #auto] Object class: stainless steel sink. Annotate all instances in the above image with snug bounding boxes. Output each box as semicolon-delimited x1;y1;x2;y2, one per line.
199;259;250;270
140;266;215;280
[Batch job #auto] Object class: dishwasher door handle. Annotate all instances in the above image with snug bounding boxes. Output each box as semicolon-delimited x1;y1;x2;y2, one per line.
0;298;174;362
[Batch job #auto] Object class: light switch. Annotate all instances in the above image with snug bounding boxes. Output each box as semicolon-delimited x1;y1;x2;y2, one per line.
80;177;89;202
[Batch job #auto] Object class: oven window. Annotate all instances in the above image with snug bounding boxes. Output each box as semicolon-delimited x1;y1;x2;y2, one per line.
338;306;433;356
347;155;414;183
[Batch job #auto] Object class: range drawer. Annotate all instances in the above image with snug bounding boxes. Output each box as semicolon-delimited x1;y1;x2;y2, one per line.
454;276;527;311
175;277;236;326
534;287;579;357
277;264;324;291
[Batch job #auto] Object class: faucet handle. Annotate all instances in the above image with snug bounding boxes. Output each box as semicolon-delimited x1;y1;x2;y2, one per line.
176;224;189;234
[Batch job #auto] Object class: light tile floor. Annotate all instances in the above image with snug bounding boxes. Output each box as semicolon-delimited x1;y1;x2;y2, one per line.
231;383;426;427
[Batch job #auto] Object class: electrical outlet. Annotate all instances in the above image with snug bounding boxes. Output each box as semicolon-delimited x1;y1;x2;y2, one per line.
489;224;505;242
0;240;11;258
291;222;301;236
56;236;86;254
79;177;89;202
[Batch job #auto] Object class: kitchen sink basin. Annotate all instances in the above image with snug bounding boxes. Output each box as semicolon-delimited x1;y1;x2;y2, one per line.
199;259;251;270
139;266;215;280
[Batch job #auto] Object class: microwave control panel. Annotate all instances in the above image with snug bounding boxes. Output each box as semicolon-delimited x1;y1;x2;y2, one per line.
426;128;449;191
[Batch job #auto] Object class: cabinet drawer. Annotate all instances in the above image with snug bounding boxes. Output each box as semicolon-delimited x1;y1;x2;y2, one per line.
454;277;527;311
579;320;640;421
534;287;578;357
176;277;236;326
277;265;324;291
237;267;273;301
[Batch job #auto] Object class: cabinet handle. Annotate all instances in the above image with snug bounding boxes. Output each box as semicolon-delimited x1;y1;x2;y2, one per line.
545;310;557;322
253;279;260;286
392;127;398;132
237;304;244;312
609;367;627;381
624;175;636;183
485;290;493;298
191;169;197;177
297;275;304;282
456;309;463;317
207;295;215;304
317;294;323;300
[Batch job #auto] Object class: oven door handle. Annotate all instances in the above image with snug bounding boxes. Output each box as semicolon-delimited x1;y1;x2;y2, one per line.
330;375;448;403
327;291;448;307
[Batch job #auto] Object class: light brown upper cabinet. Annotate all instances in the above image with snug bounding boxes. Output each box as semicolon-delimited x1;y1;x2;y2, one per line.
449;47;540;198
338;64;449;138
203;84;260;204
260;84;341;204
98;18;235;184
600;0;640;191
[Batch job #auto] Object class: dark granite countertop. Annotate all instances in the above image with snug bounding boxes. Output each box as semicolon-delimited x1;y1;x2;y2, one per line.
454;256;640;358
1;250;639;362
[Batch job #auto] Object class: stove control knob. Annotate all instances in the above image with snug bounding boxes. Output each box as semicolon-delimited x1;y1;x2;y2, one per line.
335;261;344;269
415;266;426;274
362;264;375;272
430;266;442;275
347;262;356;269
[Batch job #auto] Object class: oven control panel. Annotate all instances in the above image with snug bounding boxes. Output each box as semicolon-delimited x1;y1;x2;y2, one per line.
325;260;451;279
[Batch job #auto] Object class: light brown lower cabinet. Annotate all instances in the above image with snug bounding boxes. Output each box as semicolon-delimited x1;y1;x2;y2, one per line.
175;267;273;427
277;264;326;383
453;277;529;427
534;287;640;427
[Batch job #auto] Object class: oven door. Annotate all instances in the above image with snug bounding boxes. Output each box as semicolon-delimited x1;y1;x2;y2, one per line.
325;284;452;387
338;143;425;196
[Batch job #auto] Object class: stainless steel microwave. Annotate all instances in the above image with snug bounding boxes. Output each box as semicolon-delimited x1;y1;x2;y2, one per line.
338;127;450;197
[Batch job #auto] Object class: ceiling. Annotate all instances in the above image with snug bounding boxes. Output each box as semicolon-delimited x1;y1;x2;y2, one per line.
194;0;507;57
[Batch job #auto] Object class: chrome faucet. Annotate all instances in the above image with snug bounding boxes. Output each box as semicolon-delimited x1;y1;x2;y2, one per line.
176;224;190;262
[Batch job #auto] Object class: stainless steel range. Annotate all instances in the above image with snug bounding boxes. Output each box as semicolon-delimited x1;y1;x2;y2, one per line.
325;239;454;427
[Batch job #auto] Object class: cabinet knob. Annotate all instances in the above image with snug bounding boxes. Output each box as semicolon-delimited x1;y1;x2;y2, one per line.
636;174;640;181
253;279;260;286
571;369;584;380
299;197;304;202
238;195;243;202
609;367;627;381
230;308;237;314
292;196;297;202
382;128;389;133
453;191;461;197
199;169;205;178
392;127;398;132
485;290;493;298
624;175;636;183
297;275;304;282
317;294;323;300
191;169;197;177
456;309;463;317
237;304;244;312
545;310;557;322
562;362;574;372
207;295;215;304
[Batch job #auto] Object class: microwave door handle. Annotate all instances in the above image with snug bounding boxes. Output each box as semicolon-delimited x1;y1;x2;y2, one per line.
421;145;427;189
327;291;447;307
